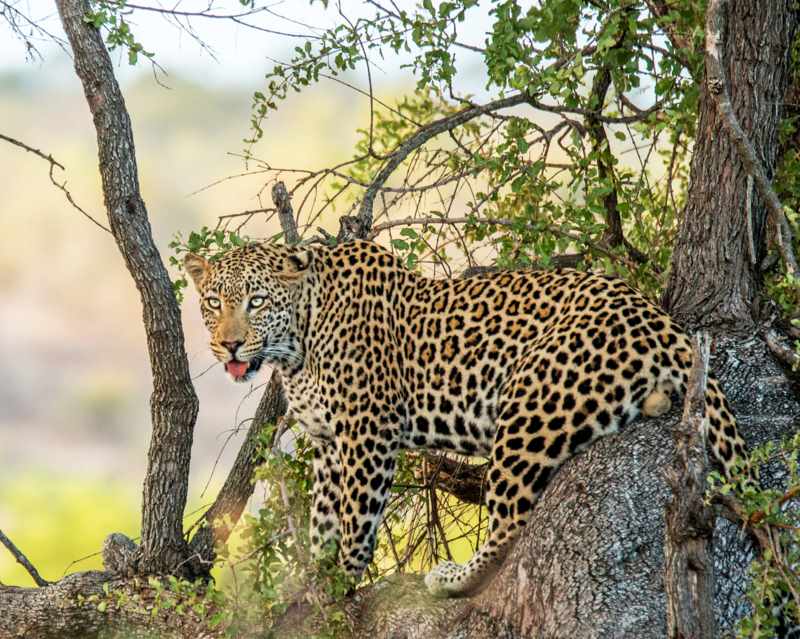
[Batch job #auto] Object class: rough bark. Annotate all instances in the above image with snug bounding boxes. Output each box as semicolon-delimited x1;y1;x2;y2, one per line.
663;334;716;639
56;0;200;576
0;571;220;639
662;0;799;331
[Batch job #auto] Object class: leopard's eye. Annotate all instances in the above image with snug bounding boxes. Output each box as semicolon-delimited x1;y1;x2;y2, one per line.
249;296;266;310
206;297;221;310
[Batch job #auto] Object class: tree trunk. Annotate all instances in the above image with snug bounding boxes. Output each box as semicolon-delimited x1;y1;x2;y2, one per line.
662;0;798;331
55;0;199;576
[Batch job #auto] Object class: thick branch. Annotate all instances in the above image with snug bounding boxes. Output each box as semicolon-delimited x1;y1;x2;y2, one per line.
188;371;287;565
57;0;199;576
0;572;219;639
664;333;715;639
425;455;486;505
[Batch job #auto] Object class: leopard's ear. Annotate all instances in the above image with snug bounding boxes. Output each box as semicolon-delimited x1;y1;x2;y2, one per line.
184;253;210;290
277;247;314;283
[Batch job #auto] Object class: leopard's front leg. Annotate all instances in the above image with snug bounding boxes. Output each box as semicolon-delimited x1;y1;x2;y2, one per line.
309;439;342;561
334;425;398;581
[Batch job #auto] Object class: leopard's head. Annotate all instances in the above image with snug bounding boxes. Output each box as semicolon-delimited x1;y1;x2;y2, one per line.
184;243;313;382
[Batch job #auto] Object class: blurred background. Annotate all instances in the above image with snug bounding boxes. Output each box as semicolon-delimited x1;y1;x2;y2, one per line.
0;1;426;586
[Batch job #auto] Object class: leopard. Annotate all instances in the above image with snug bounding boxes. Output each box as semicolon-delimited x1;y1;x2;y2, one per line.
184;239;747;598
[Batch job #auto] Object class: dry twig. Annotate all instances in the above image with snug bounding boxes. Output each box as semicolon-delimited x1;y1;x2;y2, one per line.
0;132;110;233
0;529;49;587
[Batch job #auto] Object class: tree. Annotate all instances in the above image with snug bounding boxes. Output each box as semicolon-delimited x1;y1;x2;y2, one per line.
0;0;798;637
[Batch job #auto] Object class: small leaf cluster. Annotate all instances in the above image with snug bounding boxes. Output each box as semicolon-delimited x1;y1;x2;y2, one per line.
85;1;153;65
707;434;800;637
168;227;247;303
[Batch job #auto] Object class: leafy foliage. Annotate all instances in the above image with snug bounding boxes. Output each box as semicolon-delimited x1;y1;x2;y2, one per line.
234;1;721;298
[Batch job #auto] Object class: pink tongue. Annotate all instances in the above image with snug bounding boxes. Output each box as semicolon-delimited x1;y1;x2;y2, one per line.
226;361;249;379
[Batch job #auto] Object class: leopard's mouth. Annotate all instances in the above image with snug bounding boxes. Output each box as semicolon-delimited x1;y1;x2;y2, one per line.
224;356;264;382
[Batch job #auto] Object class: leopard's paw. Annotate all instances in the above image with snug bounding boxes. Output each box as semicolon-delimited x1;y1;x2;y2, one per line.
424;561;466;597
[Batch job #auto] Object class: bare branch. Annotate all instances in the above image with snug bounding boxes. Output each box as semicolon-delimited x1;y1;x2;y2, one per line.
423;454;485;505
705;0;799;278
0;0;69;60
0;529;49;588
122;2;321;39
0;132;111;233
763;328;800;370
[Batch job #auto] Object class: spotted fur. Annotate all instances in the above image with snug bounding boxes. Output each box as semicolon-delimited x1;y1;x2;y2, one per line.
185;240;747;597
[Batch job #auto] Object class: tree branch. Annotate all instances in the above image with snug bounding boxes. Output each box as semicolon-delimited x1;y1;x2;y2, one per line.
272;181;300;245
664;332;715;639
763;328;800;371
423;454;486;506
643;0;698;78
585;6;650;267
188;371;287;565
705;0;799;278
340;92;531;241
0;529;49;588
0;131;111;233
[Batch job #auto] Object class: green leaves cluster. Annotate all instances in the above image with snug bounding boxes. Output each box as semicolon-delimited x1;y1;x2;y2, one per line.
168;227;247;302
85;1;153;65
708;434;800;637
243;1;719;296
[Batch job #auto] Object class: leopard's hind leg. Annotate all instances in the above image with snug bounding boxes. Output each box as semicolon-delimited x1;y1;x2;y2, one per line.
425;348;614;597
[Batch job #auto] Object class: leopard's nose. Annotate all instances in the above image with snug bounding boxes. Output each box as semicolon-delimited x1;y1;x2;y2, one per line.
221;340;243;355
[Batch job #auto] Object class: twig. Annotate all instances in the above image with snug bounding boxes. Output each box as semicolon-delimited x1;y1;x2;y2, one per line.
705;0;799;278
0;132;111;233
0;528;49;587
643;0;698;77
